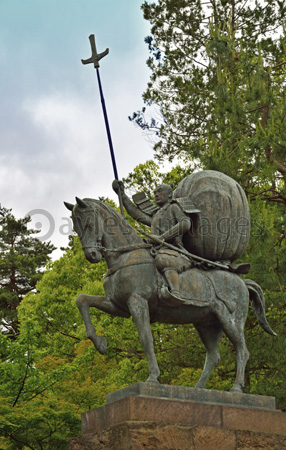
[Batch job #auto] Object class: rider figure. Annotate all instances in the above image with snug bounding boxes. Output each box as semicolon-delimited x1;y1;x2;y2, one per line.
112;181;191;299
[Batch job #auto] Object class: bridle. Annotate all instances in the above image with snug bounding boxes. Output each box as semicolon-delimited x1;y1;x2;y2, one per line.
76;206;154;276
82;242;152;255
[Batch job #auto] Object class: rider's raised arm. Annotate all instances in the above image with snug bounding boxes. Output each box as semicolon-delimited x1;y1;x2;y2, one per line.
112;180;152;227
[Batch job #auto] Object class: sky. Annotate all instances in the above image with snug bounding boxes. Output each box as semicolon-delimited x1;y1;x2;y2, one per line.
0;0;155;258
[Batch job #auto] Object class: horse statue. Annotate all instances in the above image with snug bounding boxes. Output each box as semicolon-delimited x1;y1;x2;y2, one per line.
64;196;275;393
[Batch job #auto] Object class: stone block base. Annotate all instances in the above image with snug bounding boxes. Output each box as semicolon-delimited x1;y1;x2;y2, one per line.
69;384;286;450
69;421;286;450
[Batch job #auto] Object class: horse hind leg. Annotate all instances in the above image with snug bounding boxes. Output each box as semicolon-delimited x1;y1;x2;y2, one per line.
127;294;160;383
195;324;223;389
76;294;130;355
218;305;249;393
228;329;249;393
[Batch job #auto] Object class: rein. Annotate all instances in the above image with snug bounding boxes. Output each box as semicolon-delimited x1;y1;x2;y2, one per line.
77;203;154;276
104;243;154;278
91;242;152;254
83;242;154;278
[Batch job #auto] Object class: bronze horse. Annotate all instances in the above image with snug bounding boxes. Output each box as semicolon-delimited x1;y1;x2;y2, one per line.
64;197;275;393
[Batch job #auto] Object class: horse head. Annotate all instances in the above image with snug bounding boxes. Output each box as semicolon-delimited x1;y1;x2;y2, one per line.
64;197;103;264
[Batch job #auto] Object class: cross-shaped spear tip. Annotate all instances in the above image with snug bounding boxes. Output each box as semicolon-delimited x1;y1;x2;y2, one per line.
81;34;109;69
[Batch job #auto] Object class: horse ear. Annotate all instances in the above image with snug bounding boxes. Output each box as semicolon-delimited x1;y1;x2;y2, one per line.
64;201;74;211
75;197;89;209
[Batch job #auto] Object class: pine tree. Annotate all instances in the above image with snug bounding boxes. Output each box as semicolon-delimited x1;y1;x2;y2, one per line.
132;0;286;202
0;206;55;338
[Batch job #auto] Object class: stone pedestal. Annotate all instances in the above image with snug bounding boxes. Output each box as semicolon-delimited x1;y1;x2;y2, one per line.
69;383;286;450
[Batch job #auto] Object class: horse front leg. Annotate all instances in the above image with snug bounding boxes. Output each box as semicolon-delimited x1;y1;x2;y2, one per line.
127;294;160;383
76;294;130;355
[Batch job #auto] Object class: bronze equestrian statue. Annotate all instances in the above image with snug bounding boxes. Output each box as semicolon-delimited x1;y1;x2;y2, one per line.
64;170;275;393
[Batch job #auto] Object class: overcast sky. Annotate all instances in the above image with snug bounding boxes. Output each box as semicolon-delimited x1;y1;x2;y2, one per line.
0;0;156;258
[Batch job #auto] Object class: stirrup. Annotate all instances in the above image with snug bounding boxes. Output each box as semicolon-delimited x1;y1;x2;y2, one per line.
160;285;189;307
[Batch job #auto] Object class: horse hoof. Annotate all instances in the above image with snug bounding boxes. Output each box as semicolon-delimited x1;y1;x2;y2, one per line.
230;386;243;394
96;336;107;355
194;384;205;390
146;376;160;384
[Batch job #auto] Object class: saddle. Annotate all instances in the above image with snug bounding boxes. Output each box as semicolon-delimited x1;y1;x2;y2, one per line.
157;267;215;309
157;264;249;313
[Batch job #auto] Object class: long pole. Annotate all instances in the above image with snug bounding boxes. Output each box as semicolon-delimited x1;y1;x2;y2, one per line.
81;34;125;216
138;229;230;270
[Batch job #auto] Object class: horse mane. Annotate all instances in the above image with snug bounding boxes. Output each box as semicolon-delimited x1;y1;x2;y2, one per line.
83;198;122;220
82;198;143;244
81;198;110;213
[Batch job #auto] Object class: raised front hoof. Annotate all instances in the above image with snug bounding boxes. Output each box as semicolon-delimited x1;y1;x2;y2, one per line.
93;336;107;355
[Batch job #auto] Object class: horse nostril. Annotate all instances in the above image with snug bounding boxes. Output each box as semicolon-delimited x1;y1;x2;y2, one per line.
88;249;102;263
83;247;102;263
90;251;97;260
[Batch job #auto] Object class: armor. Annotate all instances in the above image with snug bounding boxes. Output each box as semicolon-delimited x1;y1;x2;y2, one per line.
113;181;199;299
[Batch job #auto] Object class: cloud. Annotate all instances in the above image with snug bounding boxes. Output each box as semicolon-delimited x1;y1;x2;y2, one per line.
0;0;155;259
0;81;153;259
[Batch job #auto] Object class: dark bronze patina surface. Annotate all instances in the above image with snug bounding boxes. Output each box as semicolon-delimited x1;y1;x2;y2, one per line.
64;171;275;393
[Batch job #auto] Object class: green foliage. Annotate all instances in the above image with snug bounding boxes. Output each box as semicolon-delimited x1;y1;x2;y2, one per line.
0;232;244;448
242;198;286;403
128;0;286;408
134;0;286;200
123;159;195;197
0;206;55;339
0;238;113;449
1;189;286;449
0;235;201;447
3;2;286;442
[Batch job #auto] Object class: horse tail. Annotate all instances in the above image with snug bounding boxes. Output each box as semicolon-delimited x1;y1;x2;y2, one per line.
244;279;276;336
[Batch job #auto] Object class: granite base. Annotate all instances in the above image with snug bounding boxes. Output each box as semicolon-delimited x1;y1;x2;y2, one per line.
69;384;286;450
